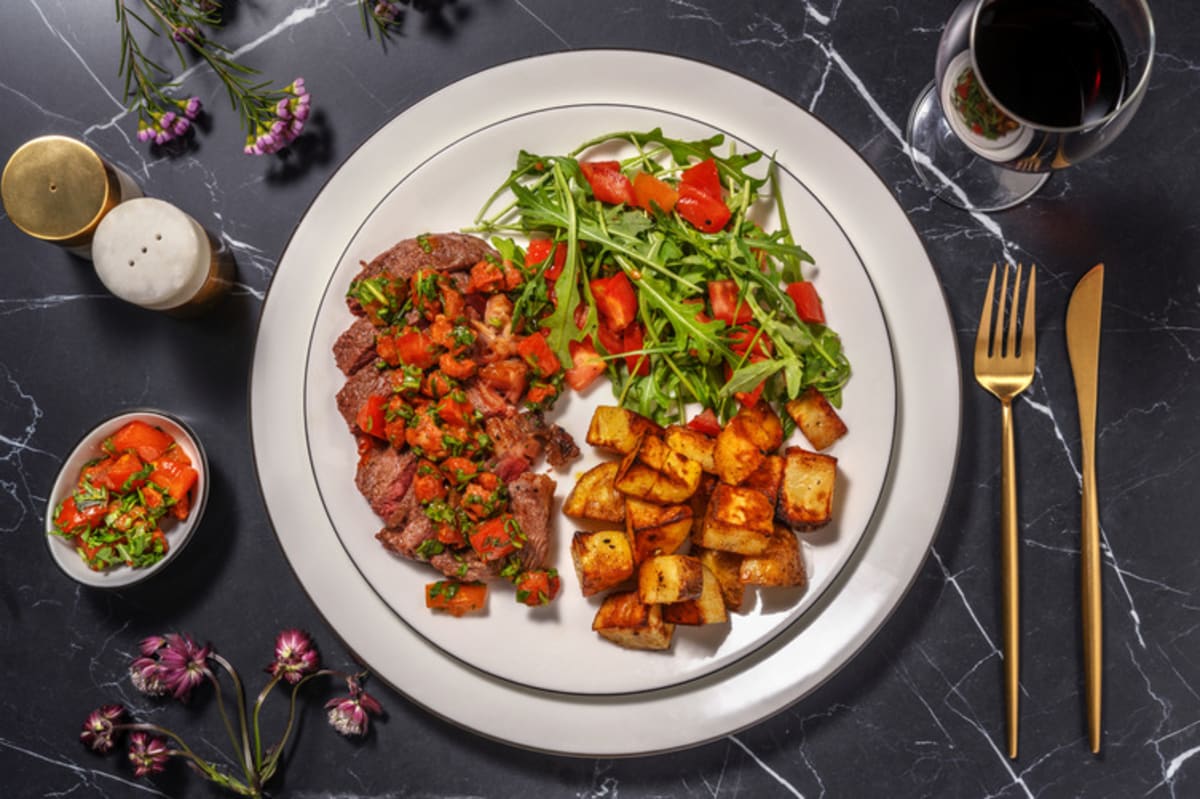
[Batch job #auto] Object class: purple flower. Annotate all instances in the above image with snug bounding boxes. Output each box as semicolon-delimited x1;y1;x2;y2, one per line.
128;732;170;777
324;677;382;737
81;704;126;753
139;636;167;657
129;656;168;697
267;629;320;685
156;634;212;701
374;2;402;23
172;25;201;44
182;96;202;120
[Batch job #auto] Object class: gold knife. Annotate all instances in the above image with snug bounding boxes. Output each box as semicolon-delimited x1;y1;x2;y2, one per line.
1065;263;1104;754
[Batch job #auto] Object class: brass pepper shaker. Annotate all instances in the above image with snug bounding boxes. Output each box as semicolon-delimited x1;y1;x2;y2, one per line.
1;135;142;259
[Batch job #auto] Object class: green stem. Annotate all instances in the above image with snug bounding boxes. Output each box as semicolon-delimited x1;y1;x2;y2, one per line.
210;654;256;788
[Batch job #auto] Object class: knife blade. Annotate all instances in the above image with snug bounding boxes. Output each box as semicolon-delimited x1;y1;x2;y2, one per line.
1066;262;1104;754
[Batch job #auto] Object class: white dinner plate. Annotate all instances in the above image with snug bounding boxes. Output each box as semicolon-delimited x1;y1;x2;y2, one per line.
251;50;959;754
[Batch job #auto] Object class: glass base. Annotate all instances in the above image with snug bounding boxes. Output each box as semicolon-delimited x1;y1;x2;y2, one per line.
906;82;1048;213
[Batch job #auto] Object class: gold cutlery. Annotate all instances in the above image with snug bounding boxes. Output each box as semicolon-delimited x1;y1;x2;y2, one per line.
1066;263;1105;754
973;262;1036;760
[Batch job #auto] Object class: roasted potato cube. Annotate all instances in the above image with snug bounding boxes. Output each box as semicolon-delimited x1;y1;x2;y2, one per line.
570;530;635;597
637;554;704;604
626;498;692;562
776;447;837;529
592;591;674;651
694;546;745;612
696;484;775;555
664;425;716;473
562;461;626;523
586;406;662;454
614;462;701;505
688;472;718;527
785;388;848;451
739;528;807;587
713;421;764;486
662;564;729;625
741;454;784;506
637;435;703;489
733;402;784;452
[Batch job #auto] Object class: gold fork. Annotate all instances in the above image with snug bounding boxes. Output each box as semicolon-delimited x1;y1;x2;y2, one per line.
973;262;1037;760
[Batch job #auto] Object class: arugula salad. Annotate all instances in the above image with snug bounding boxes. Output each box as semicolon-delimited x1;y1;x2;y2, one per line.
471;128;851;429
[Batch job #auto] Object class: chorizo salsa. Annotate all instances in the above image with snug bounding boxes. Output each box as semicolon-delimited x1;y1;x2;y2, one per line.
51;420;198;571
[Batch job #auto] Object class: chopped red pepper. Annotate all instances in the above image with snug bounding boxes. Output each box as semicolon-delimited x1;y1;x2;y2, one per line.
467;259;506;294
526;239;568;281
680;158;723;199
514;568;561;607
356;394;388;439
565;336;607;391
102;452;147;492
786;281;826;324
109;421;174;462
517;332;561;377
707;280;753;325
469;515;521;561
590;272;638;332
392;328;438;370
686;408;723;437
631;171;679;213
425;581;488;617
676;183;731;233
579;161;636;206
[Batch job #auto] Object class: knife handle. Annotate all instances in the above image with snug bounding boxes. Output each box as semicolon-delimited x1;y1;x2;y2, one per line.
1081;445;1102;753
1000;398;1020;759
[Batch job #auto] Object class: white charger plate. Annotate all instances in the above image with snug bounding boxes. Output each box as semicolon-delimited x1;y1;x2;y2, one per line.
251;50;959;754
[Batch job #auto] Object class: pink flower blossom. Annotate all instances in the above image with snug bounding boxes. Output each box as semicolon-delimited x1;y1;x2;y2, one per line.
139;636;167;657
81;704;126;753
130;656;168;697
267;629;320;685
172;25;201;44
183;96;202;120
324;677;382;737
128;732;170;777
156;633;212;701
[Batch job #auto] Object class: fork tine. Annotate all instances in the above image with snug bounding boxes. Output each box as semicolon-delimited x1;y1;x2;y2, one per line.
1006;264;1023;359
1021;265;1036;361
997;263;1010;357
976;264;997;361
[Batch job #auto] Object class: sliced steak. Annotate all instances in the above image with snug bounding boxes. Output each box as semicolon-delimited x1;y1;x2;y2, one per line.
429;549;499;583
336;365;390;431
347;233;496;315
333;316;379;376
374;506;433;559
541;423;580;468
508;471;555;571
485;412;545;464
355;446;417;528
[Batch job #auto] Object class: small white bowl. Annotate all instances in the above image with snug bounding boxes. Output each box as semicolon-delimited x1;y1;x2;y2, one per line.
44;409;209;588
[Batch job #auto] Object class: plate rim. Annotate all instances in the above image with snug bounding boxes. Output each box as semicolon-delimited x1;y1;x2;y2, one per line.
249;49;961;756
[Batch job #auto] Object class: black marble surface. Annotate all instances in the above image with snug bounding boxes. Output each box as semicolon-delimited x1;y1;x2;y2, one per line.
2;2;1197;797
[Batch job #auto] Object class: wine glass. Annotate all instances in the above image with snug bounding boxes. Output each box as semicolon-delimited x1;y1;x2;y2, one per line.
906;0;1155;212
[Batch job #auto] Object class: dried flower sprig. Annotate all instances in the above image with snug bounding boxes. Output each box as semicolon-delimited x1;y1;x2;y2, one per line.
114;1;311;155
361;1;407;42
81;630;382;798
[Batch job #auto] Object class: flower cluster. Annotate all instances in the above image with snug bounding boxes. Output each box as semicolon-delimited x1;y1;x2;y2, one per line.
243;79;312;156
81;629;381;798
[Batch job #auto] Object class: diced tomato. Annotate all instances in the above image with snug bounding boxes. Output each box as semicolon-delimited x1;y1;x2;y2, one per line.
725;361;767;409
500;260;524;291
526;239;568;281
595;321;623;356
621;321;650;377
156;446;192;467
435;395;474;428
102;451;146;492
590;272;638;332
525;382;559;407
374;333;398;366
356;394;387;439
707;280;753;325
54;495;105;534
632;171;679;213
149;458;198;507
479;359;530;400
517;332;561;377
565;336;607;391
514;568;562;607
425;581;488;617
680;158;723;199
676;183;731;232
686;408;723;436
728;326;773;360
786;281;826;324
440;456;478;484
467;259;506;294
109;421;174;462
439;353;477;381
579;161;636;206
412;461;448;504
142;484;165;511
393;328;438;370
469;515;520;562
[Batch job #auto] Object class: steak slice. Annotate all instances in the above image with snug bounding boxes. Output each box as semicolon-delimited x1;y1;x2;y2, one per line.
336;365;391;432
333;316;379;376
347;233;496;315
542;423;580;468
429;549;500;583
508;472;555;571
355;446;417;528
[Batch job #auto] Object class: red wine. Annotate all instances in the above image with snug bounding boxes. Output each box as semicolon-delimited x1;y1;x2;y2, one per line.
974;0;1127;128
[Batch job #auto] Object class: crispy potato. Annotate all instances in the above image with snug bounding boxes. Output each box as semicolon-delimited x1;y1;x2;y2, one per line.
713;421;764;485
734;402;784;452
625;498;692;562
693;546;745;612
785;387;848;451
664;425;716;473
562;461;626;523
570;530;635;597
637;435;703;490
776;447;837;529
637;554;704;604
742;454;784;506
696;484;775;555
739;528;807;588
614;462;701;505
586;406;662;454
662;564;729;625
592;591;674;651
